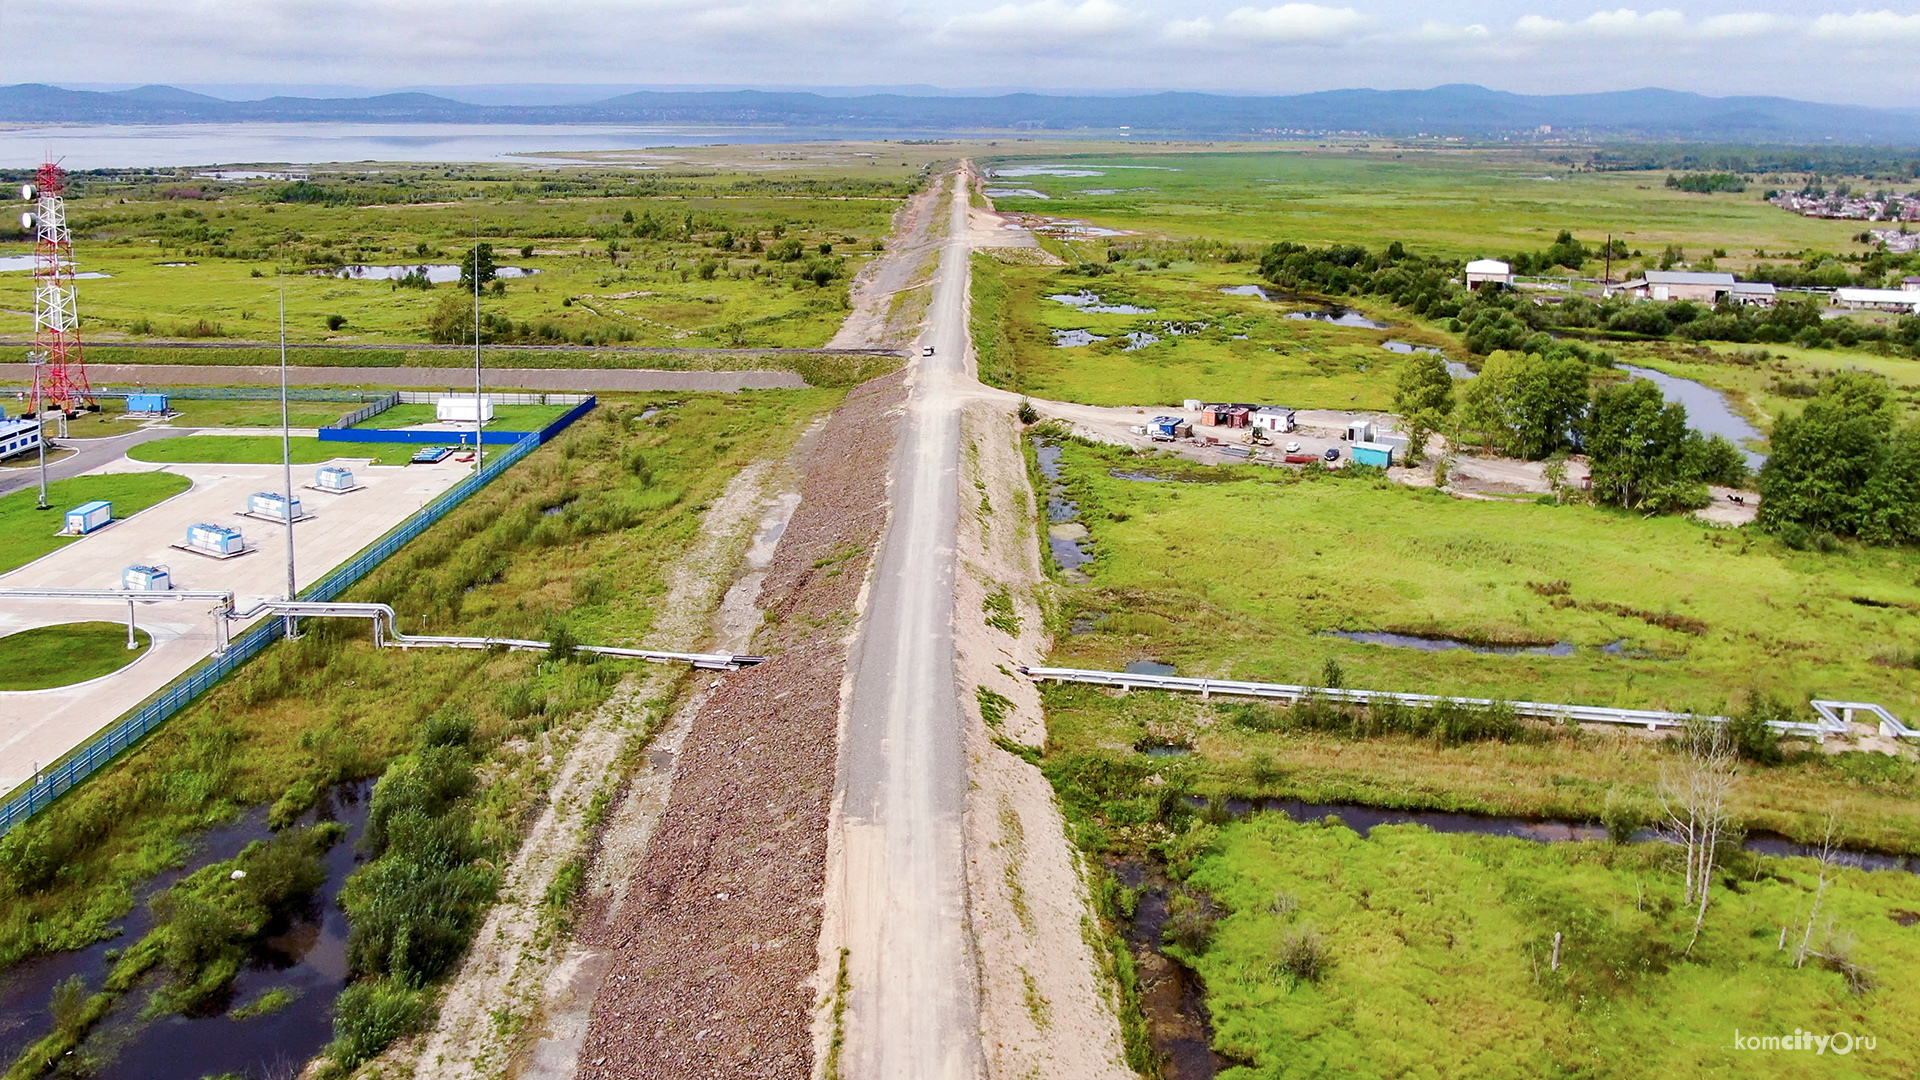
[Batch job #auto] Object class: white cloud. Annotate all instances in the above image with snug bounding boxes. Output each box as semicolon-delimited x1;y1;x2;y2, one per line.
1409;20;1492;43
1696;13;1779;39
1809;9;1920;41
1515;9;1688;40
941;0;1143;41
1165;4;1368;46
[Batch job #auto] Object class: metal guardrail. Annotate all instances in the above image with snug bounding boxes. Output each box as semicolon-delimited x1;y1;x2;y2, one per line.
0;398;599;835
1018;666;1851;739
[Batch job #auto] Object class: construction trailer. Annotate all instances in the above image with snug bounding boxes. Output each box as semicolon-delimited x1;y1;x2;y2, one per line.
1351;441;1396;468
1146;416;1189;439
1251;407;1295;433
0;418;41;461
1346;419;1376;443
186;523;245;557
122;564;172;590
247;492;303;521
64;500;112;535
315;466;355;492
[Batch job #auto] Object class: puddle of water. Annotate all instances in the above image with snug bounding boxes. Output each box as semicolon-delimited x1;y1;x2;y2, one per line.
1328;630;1575;657
1069;611;1105;635
1047;291;1154;315
647;751;675;772
157;262;195;267
1078;188;1122;195
1619;364;1766;467
1447;361;1477;379
329;263;540;283
1045;221;1130;238
990;166;1105;178
1110;861;1224;1080
1382;340;1441;355
1137;741;1192;758
1110;470;1174;482
1034;438;1093;573
1284;309;1390;329
1051;328;1105;348
983;188;1047;199
1123;331;1161;351
0;783;374;1080
1125;660;1178;676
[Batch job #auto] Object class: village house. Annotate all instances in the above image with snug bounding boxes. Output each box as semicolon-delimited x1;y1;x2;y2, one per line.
1833;287;1920;314
1730;281;1777;307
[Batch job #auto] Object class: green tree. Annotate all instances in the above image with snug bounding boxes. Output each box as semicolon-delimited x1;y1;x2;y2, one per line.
1456;350;1588;459
458;242;496;291
1758;371;1901;538
1392;351;1455;462
426;292;475;345
1585;379;1700;511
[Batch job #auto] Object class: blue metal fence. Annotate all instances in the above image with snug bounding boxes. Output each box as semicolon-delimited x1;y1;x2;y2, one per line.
316;395;597;447
0;396;597;835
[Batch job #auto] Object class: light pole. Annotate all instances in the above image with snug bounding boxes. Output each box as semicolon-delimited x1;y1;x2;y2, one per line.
279;291;298;640
472;230;484;471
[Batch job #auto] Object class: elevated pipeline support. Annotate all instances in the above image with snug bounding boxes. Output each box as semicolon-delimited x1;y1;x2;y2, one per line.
231;600;765;671
1018;665;1854;740
0;587;235;654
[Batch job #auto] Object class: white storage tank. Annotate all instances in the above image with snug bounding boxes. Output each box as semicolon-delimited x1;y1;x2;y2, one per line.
248;492;303;521
65;500;112;535
187;523;245;556
123;564;172;591
315;466;355;491
436;395;495;423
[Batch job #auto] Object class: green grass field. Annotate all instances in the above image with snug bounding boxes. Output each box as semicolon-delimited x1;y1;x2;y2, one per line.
0;162;911;351
979;149;1875;266
0;623;148;690
976;254;1436;407
126;436;429;466
1037;439;1920;852
0;472;192;573
1182;815;1920;1079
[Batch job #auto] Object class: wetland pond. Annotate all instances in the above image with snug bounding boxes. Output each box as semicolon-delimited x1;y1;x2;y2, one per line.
1619;364;1766;467
1032;438;1091;576
0;783;372;1080
1218;285;1392;329
1048;290;1154;315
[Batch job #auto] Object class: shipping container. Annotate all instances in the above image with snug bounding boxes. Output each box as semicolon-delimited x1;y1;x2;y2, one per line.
1351;441;1395;468
125;393;170;414
65;500;112;535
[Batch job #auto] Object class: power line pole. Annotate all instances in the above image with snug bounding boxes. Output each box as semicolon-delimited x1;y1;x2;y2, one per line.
280;291;298;640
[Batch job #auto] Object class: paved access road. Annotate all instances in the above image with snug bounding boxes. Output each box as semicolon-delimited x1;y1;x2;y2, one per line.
835;173;983;1078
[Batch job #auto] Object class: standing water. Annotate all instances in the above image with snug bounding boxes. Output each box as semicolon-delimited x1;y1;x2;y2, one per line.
1619;364;1766;467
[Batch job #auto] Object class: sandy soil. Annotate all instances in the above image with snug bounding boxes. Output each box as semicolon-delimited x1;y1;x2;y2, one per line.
1696;485;1761;527
967;170;1065;265
953;401;1133;1080
408;454;790;1080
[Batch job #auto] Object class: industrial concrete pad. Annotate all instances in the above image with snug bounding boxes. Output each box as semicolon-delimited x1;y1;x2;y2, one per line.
0;454;468;796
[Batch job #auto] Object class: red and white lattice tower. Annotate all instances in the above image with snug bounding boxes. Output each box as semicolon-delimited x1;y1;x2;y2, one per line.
23;163;94;415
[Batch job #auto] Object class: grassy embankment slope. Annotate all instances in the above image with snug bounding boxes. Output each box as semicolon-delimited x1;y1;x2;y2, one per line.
0;473;192;573
0;387;842;971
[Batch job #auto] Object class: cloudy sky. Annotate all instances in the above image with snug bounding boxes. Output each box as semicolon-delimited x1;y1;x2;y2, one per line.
6;0;1920;106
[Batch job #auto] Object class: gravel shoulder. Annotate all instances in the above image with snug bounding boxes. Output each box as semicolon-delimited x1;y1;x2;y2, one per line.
955;401;1134;1080
575;370;907;1080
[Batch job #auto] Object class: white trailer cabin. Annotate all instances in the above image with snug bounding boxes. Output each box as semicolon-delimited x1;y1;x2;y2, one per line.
436;395;496;424
65;500;112;535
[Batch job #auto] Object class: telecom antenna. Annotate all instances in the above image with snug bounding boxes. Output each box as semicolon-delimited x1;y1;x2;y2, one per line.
19;163;95;416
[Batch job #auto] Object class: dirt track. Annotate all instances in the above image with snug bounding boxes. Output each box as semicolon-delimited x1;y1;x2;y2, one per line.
574;370;905;1079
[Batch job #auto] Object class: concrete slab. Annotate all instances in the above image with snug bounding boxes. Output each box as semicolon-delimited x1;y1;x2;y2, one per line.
0;454;467;795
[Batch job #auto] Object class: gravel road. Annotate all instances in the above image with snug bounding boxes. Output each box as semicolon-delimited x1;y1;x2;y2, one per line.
833;169;984;1079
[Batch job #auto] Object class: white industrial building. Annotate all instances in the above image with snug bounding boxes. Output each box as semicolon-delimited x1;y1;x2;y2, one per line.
1611;270;1737;303
1833;288;1920;313
0;418;42;461
1464;259;1512;290
436;395;496;424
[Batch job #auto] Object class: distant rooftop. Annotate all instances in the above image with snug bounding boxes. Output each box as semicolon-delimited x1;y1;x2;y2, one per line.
1645;270;1736;286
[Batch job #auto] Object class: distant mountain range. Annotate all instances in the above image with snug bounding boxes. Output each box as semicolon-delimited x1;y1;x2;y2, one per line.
5;83;1919;143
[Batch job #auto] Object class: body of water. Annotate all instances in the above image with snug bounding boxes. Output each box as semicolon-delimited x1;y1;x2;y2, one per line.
331;263;540;283
1048;291;1154;315
0;123;958;169
1618;364;1766;468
